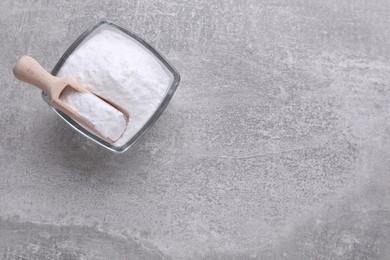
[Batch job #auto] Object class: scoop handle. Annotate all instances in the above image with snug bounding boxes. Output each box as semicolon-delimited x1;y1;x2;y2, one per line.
13;55;58;96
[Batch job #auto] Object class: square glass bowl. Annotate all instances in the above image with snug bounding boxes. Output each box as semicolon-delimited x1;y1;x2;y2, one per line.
42;20;180;153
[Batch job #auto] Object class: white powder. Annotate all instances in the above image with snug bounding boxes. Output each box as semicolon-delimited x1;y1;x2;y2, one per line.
60;89;127;142
58;26;173;147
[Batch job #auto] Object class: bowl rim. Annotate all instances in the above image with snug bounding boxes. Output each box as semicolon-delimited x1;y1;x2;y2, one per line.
42;20;180;153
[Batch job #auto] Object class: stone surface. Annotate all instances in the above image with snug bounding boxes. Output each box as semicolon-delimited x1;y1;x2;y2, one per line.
1;0;390;259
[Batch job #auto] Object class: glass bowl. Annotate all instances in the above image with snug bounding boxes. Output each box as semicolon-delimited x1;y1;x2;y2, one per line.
42;20;180;153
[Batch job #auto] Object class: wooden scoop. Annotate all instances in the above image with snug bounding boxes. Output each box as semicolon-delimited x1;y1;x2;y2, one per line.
13;55;129;143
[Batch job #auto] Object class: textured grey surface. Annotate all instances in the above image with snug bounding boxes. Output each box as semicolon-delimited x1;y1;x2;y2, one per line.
1;0;390;259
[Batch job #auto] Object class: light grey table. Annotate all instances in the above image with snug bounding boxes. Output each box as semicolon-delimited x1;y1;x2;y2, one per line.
1;1;390;259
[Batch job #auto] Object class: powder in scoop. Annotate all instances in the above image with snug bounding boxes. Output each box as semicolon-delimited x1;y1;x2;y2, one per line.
60;89;127;142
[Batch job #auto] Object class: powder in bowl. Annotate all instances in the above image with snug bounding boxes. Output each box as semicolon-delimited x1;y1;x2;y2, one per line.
57;25;174;147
